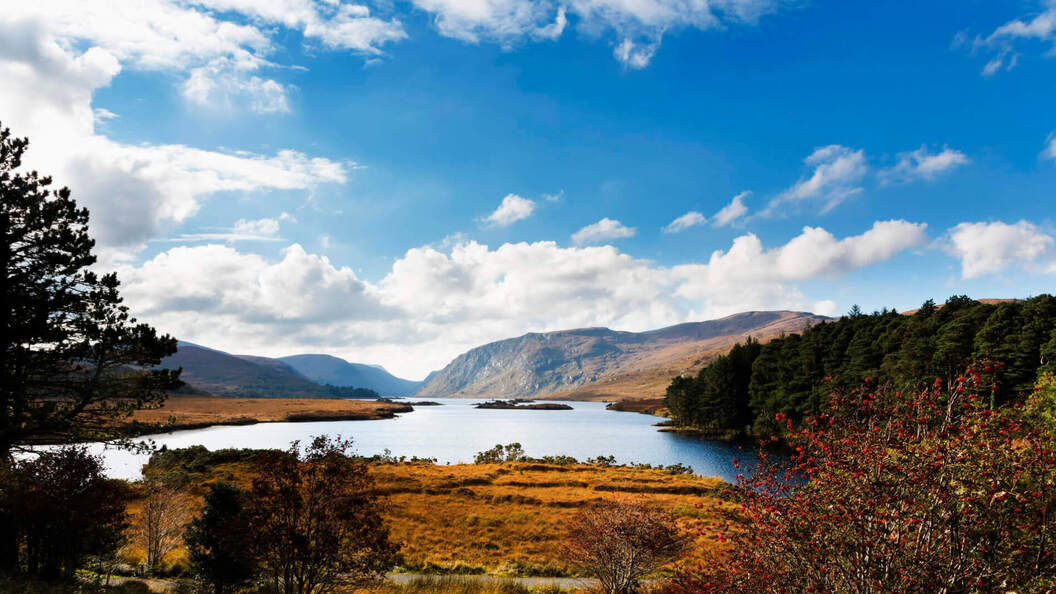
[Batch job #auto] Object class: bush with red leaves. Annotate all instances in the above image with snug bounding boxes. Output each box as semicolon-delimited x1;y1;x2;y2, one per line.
677;370;1056;593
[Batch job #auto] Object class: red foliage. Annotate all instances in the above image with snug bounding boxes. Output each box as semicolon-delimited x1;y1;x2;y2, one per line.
676;369;1056;593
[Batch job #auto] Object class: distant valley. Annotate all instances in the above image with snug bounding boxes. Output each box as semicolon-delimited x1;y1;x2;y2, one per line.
161;343;422;398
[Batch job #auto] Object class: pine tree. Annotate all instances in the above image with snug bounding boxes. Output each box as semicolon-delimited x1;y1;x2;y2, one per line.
186;483;257;594
0;123;180;457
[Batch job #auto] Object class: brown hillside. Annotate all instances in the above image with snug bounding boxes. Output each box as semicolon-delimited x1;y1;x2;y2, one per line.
417;311;829;401
544;311;825;401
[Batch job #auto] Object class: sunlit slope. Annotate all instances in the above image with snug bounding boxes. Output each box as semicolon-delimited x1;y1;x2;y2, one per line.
416;311;829;400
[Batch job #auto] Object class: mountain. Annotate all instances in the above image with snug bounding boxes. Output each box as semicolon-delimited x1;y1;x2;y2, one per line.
161;343;374;398
279;354;423;396
415;311;829;401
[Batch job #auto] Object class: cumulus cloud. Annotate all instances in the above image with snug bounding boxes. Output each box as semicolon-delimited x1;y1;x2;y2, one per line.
662;211;707;234
481;194;537;227
711;191;750;227
947;220;1056;278
674;220;929;316
116;221;929;378
961;1;1056;76
572;218;637;244
881;146;970;184
0;3;352;260
763;145;868;216
411;0;783;67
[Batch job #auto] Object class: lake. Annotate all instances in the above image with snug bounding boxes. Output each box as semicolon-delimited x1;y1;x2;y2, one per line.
86;398;756;482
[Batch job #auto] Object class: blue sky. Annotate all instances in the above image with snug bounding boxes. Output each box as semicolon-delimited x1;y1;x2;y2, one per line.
3;0;1055;378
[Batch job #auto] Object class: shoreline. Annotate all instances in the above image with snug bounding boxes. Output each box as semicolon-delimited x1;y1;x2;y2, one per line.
22;397;417;446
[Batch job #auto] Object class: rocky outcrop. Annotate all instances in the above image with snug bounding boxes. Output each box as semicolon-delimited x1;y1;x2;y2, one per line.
416;311;829;400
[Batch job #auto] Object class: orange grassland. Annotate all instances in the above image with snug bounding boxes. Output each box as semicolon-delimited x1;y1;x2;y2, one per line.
372;462;736;576
126;459;739;578
126;396;410;430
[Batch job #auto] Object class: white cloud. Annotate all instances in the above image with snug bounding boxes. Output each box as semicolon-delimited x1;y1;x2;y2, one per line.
481;193;537;227
674;220;929;315
411;0;783;67
1044;133;1056;161
183;58;291;113
572;218;637;244
763;145;867;216
613;38;660;69
663;192;750;233
234;217;280;235
117;222;929;378
881;145;970;184
164;217;284;243
663;211;706;234
947;220;1056;279
711;191;750;227
0;5;351;260
965;1;1056;76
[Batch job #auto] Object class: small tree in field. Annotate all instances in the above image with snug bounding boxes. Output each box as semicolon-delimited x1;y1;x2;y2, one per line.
474;443;528;463
247;436;398;594
679;370;1056;593
135;481;192;572
185;482;257;594
565;500;687;594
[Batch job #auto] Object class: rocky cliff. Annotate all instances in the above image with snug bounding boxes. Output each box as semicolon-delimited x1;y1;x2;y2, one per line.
415;311;829;400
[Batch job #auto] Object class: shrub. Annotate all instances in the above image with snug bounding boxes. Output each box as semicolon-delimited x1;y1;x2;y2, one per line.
474;443;528;464
678;370;1056;592
247;436;399;593
3;447;128;580
565;500;687;594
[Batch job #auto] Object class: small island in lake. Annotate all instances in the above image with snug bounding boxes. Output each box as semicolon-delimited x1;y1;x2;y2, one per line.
475;399;573;410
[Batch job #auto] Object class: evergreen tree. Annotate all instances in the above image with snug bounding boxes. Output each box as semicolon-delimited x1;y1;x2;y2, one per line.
186;483;257;594
0;123;180;457
666;295;1056;438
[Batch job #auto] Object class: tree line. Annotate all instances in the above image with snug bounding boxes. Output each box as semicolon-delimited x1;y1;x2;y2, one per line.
664;295;1056;438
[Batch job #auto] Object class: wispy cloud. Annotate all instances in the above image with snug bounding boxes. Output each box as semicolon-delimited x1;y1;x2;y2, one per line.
880;146;970;184
956;2;1056;76
662;211;706;234
410;0;785;68
762;146;867;216
711;191;750;227
160;217;283;243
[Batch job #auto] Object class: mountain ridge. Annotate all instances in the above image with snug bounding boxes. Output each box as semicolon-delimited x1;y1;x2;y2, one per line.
415;310;830;400
278;354;423;396
162;344;420;398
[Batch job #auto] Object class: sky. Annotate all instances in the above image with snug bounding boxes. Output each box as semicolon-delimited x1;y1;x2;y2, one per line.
2;0;1056;380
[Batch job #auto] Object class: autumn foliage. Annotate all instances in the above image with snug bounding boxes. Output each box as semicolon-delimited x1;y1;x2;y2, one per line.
565;500;687;594
247;436;399;593
678;369;1056;593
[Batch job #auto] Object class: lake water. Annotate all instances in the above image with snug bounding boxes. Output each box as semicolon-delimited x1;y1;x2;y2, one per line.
85;399;755;482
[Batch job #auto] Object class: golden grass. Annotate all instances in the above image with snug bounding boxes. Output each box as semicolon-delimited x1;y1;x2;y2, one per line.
126;458;738;579
128;396;409;428
374;462;734;576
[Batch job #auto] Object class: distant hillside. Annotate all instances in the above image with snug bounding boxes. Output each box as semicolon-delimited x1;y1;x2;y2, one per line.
161;343;376;399
279;354;423;396
415;311;829;400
